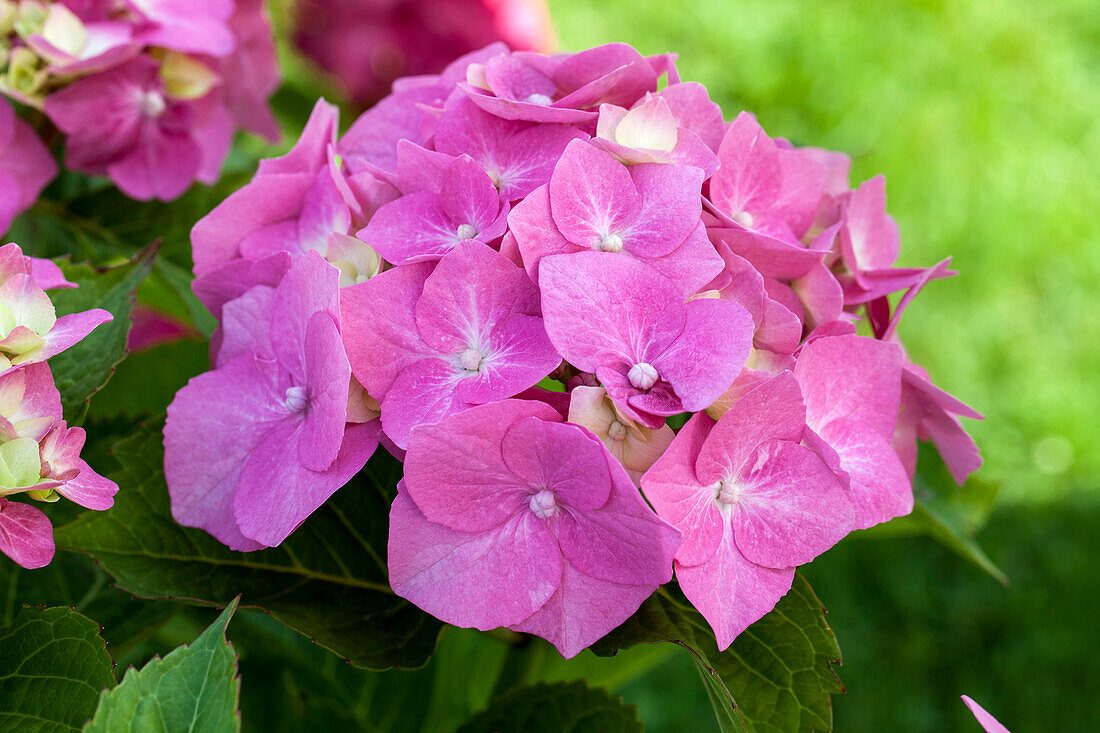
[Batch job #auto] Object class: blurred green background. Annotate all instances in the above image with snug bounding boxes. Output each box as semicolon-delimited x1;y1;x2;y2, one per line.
538;0;1099;729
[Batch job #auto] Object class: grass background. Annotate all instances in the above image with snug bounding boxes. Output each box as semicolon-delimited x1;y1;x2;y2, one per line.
536;0;1099;729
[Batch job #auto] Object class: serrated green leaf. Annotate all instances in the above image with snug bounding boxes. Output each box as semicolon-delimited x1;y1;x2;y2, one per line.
456;680;642;733
0;605;116;733
0;551;180;667
592;575;842;733
55;423;441;670
84;598;241;733
48;245;157;424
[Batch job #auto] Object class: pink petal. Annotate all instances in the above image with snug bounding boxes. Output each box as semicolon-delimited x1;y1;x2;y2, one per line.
379;358;466;450
56;459;118;510
710;112;781;220
236;418;379;548
640;412;724;567
827;421;913;529
549;140;642;249
0;499;55;569
389;489;561;630
500;417;613;511
509;554;655;659
403;399;562;532
298;312;351;471
37;309;113;361
676;523;794;650
961;696;1013;733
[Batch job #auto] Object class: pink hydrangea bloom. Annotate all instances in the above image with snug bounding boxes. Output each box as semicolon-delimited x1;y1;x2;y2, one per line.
169;40;982;656
293;0;554;106
0;362;118;569
642;373;853;648
389;399;680;658
165;251;378;550
0;99;57;234
961;695;1012;733
341;240;559;448
538;251;753;428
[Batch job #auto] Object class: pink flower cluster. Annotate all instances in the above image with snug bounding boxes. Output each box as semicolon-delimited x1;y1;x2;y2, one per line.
167;43;982;658
292;0;555;107
0;242;116;568
0;0;279;205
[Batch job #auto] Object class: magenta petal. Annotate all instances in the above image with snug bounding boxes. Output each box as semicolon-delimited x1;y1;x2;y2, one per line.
795;334;904;441
500;417;612;511
298;312;351;471
39;309;113;360
695;372;807;484
509;555;655;659
379;358;466;450
457;314;558;404
539;252;684;371
549;140;641;248
710;112;781;219
828;421;914;529
403;399;562;532
56;460;117;510
557;451;679;586
654;297;754;412
676;523;795;651
641;412;725;567
414;241;542;353
508;184;573;279
0;499;55;569
729;439;852;568
340;262;434;400
258;99;337;176
961;696;1013;733
390;490;561;630
164;354;281;551
235;419;378;547
360;192;463;264
643;222;725;296
622;163;704;256
439;156;503;233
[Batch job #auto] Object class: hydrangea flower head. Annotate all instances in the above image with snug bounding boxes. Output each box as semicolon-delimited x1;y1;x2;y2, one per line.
167;40;982;658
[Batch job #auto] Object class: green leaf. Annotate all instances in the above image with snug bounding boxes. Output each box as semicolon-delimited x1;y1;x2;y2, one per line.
56;423;441;670
0;605;116;732
456;680;642;733
870;446;1007;585
48;245;157;423
84;597;241;733
592;575;843;733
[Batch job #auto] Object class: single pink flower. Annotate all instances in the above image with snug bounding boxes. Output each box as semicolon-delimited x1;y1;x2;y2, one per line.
510;139;721;294
389;398;679;658
165;251;378;550
358;154;509;264
341;240;560;448
460;43;662;124
538;251;753;428
641;372;853;648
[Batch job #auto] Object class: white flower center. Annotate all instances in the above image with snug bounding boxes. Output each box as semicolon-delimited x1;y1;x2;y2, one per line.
732;211;755;228
525;93;553;106
714;479;742;506
137;90;166;118
529;488;558;519
627;362;659;390
608;421;628;441
284;385;308;413
456;223;479;241
458;348;484;372
596;233;624;252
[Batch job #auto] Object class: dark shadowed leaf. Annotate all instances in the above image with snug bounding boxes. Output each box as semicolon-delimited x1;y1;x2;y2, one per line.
56;423;440;670
592;575;842;733
0;606;115;732
48;246;157;423
456;680;642;733
84;598;241;733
